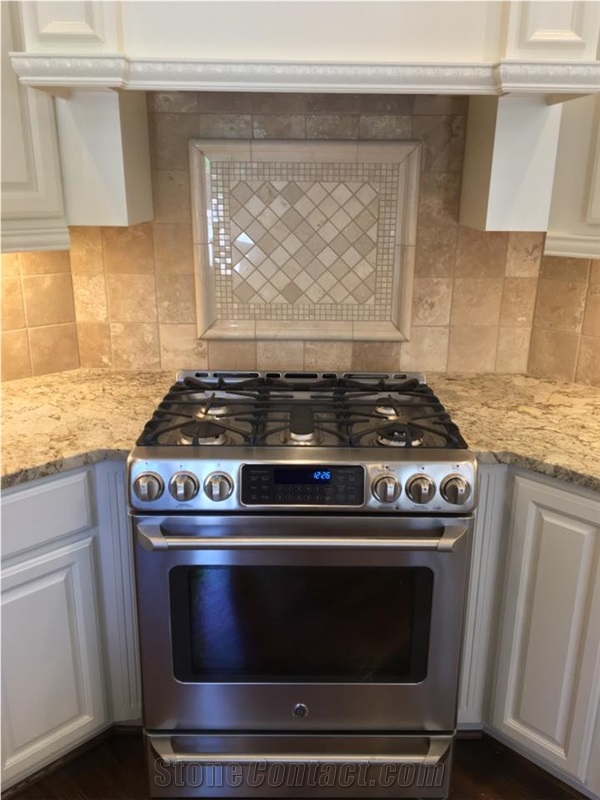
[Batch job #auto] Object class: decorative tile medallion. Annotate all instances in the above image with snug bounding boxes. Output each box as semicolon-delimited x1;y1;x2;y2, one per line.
190;140;420;340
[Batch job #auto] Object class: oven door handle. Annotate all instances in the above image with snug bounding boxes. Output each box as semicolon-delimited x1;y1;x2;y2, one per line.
149;733;452;765
135;522;467;552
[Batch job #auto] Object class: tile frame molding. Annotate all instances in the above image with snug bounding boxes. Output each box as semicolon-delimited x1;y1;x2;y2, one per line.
190;139;421;342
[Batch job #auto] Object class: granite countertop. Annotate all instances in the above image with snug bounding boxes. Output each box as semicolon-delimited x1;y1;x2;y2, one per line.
1;369;599;493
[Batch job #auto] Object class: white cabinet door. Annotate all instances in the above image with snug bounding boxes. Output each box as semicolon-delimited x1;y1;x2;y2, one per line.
0;2;68;252
1;537;108;787
491;475;600;784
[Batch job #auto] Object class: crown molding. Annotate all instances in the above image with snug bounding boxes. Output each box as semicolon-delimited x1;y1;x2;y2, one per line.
9;53;600;96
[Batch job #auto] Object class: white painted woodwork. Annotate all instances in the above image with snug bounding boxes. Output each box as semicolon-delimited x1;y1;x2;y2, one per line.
94;462;141;723
18;1;119;53
491;475;600;783
2;471;95;559
54;90;153;226
0;1;68;252
503;1;600;60
546;94;600;258
1;537;108;787
8;2;600;94
458;465;507;728
460;95;563;231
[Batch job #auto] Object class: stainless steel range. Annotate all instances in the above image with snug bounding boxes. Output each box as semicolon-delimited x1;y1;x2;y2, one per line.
128;371;477;799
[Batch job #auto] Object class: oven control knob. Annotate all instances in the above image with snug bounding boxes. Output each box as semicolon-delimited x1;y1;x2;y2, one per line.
441;475;472;505
169;472;199;502
204;473;234;502
406;475;436;504
372;475;402;504
133;473;164;502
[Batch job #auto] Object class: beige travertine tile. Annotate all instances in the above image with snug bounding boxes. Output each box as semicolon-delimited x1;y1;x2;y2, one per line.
591;260;600;283
159;324;207;370
110;323;160;369
154;224;194;274
411;278;453;326
533;279;587;333
198;92;254;113
1;330;32;381
500;278;537;327
305;95;363;114
1;278;26;330
505;232;544;277
72;274;108;322
106;274;157;323
148;92;199;113
416;173;461;247
1;253;20;277
306;115;359;139
528;328;579;382
148;112;200;170
351;342;402;372
455;227;508;278
152;170;191;223
411;115;465;173
304;340;353;371
356;96;415;114
575;336;600;387
583;283;600;337
19;250;70;275
540;255;590;282
198;114;252;138
70;226;104;273
414;233;457;277
495;327;531;373
156;274;196;324
77;322;112;368
252;115;305;139
400;327;449;371
451;278;503;326
448;326;498;372
252;94;309;114
257;340;304;370
29;324;79;375
208;340;257;370
22;274;75;327
102;224;155;274
358;115;411;140
414;96;469;115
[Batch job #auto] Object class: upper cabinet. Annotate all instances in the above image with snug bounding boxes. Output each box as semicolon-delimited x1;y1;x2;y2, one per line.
1;2;68;252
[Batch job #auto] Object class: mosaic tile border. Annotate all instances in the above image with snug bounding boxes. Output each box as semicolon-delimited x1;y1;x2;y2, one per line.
190;140;420;341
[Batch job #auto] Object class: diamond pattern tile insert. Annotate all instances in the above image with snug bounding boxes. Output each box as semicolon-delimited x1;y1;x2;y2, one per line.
212;166;397;315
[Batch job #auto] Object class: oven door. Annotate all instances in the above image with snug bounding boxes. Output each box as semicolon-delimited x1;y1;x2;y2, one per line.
133;514;472;733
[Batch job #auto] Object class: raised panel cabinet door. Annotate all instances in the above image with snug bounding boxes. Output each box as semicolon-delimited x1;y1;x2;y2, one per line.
0;1;68;251
491;476;600;783
1;537;108;787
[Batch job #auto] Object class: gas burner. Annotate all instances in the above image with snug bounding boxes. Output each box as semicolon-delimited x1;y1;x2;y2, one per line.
194;404;228;419
284;429;321;446
376;425;424;448
375;404;399;419
179;420;228;446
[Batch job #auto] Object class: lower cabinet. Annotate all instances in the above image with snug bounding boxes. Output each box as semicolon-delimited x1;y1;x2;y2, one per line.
1;470;109;788
489;473;600;795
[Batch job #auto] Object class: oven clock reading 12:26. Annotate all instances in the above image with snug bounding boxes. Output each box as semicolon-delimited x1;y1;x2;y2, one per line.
313;470;331;481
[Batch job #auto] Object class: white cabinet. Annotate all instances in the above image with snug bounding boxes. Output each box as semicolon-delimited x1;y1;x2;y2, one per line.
546;94;600;258
1;470;108;788
490;473;600;793
0;1;69;252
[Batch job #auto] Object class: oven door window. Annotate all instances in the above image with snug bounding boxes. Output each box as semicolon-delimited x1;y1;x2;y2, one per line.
170;566;433;683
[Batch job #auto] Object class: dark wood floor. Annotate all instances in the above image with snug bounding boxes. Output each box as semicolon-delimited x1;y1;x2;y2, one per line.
4;732;586;800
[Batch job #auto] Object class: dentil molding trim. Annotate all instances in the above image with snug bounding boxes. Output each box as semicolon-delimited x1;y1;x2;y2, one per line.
9;54;600;95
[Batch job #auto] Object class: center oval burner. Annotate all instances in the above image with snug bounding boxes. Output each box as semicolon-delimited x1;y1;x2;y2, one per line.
179;420;228;446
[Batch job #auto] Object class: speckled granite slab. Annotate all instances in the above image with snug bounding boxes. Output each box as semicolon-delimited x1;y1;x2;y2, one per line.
2;369;599;493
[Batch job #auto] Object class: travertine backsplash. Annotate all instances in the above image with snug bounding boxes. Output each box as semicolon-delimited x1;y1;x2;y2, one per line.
1;92;598;385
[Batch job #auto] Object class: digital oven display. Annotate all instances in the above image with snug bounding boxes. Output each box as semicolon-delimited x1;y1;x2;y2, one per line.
273;467;332;484
241;464;364;505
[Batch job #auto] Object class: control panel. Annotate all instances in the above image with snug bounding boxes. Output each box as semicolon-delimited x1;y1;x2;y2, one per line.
241;465;364;506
